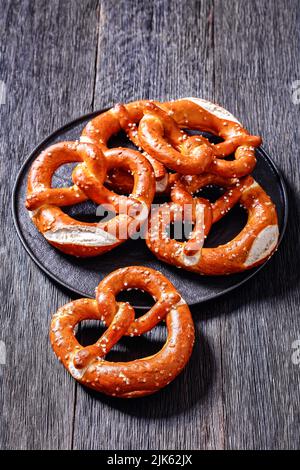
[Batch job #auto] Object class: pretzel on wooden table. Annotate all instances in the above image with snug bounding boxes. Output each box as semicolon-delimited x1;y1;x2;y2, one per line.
50;266;195;398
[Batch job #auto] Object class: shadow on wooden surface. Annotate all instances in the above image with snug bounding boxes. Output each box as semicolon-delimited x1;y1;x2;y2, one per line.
80;328;215;419
191;179;299;322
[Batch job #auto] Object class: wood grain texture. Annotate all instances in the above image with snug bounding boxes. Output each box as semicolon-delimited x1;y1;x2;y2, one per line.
214;0;300;450
0;0;99;449
0;0;299;450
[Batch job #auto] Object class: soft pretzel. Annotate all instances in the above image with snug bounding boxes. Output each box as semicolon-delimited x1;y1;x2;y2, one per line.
82;98;260;181
163;98;262;156
115;103;167;182
146;175;279;275
81;101;169;193
138;99;261;177
138;102;214;174
81;100;148;151
26;141;155;257
50;266;195;398
72;147;154;217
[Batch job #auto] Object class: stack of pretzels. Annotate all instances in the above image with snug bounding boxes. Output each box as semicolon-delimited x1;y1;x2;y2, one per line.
25;97;279;397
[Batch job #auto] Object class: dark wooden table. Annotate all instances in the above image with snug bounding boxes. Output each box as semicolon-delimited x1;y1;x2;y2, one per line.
1;0;299;450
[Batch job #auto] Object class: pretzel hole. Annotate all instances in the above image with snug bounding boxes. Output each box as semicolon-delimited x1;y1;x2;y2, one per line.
52;162;77;188
165;198;247;247
76;320;105;346
185;129;224;145
61;201;116;223
167;220;194;242
205;205;247;247
195;185;224;202
106;329;167;362
76;320;167;361
221;154;235;161
108;130;137;150
116;290;155;314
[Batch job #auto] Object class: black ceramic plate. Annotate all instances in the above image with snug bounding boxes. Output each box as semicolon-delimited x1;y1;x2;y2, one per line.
12;109;288;308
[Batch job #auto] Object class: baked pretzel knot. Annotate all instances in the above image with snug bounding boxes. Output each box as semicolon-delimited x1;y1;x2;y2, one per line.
138;98;261;177
50;267;195;398
81;100;169;193
82;97;261;189
146;175;279;275
25;141;155;257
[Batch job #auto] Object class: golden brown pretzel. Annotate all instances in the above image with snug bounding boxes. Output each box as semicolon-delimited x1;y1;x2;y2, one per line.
50;266;195;398
138;99;261;177
115;103;167;183
82;98;260;183
81;100;148;151
26;142;155;257
138;102;214;174
72;147;155;216
146;175;279;275
81;100;169;193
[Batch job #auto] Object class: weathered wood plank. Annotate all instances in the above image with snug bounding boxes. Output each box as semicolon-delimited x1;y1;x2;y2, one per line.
0;0;99;449
1;0;299;451
72;0;225;450
214;0;300;449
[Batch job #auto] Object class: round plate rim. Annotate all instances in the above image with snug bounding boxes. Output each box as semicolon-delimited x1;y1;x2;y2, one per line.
12;108;289;308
